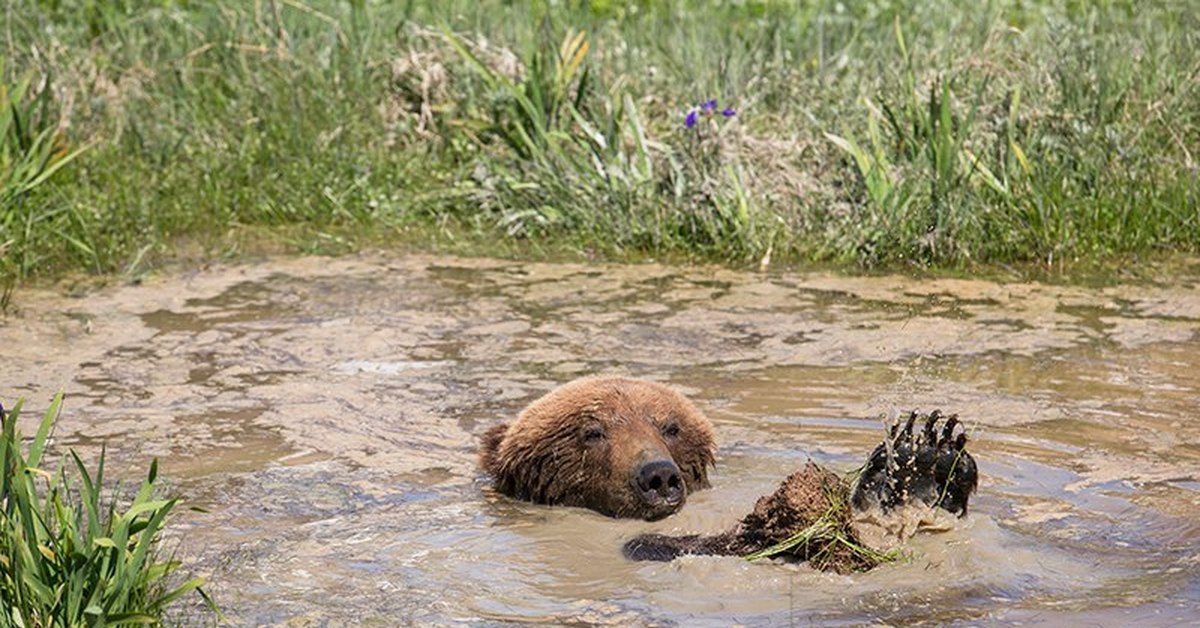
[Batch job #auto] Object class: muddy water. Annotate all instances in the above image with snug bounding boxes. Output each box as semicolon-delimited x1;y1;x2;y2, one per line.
3;254;1199;626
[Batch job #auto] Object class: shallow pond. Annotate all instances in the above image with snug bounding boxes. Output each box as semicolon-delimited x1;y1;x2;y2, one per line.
3;254;1199;625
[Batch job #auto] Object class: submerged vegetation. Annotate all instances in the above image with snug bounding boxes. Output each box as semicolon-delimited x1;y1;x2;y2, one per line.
0;395;212;625
1;0;1197;293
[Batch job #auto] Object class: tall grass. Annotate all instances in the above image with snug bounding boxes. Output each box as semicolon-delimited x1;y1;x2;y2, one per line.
1;0;1197;290
0;395;213;626
1;60;89;307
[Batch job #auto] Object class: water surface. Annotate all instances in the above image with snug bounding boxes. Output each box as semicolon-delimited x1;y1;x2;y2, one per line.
3;254;1199;625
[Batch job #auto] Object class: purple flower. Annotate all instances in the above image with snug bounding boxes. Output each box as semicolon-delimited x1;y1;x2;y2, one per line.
685;99;736;129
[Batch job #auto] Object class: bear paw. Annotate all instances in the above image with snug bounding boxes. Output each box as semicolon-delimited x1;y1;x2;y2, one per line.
849;410;978;517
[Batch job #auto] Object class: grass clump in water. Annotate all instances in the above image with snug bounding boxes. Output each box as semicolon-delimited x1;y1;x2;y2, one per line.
0;394;214;626
743;473;903;570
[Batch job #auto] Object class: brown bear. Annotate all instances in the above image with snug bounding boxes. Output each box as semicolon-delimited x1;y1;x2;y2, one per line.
481;378;979;573
479;376;717;521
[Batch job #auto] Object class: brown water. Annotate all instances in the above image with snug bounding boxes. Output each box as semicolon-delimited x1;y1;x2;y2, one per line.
3;254;1199;626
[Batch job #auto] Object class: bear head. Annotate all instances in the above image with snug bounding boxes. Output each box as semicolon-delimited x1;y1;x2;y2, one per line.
480;376;717;521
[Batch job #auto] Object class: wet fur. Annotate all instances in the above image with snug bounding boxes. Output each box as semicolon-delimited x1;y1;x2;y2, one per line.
624;411;979;570
479;376;716;519
625;463;882;573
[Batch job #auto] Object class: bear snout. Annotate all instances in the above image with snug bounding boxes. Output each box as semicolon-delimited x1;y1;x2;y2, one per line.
633;459;686;518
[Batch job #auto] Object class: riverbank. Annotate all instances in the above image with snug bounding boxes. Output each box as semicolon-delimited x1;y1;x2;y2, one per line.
4;0;1197;300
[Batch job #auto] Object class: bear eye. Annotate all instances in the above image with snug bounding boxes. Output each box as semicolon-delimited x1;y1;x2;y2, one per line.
581;426;606;445
662;423;681;439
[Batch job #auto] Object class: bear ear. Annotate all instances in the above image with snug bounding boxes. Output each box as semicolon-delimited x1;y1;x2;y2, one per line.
479;424;509;476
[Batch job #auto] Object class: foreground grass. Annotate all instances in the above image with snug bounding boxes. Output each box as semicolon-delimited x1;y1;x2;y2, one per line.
0;395;213;626
2;0;1197;296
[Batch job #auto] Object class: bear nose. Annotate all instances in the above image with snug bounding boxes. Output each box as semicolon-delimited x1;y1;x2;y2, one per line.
635;460;685;506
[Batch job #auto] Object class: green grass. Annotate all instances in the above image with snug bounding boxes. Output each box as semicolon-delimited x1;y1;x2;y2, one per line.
742;517;903;568
0;394;215;626
2;0;1197;295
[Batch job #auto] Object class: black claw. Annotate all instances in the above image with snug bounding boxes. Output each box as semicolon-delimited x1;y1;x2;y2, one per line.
851;411;979;517
922;412;939;445
940;415;960;443
901;412;917;439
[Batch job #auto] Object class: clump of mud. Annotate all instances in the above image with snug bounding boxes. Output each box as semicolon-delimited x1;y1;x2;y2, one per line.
624;463;889;574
